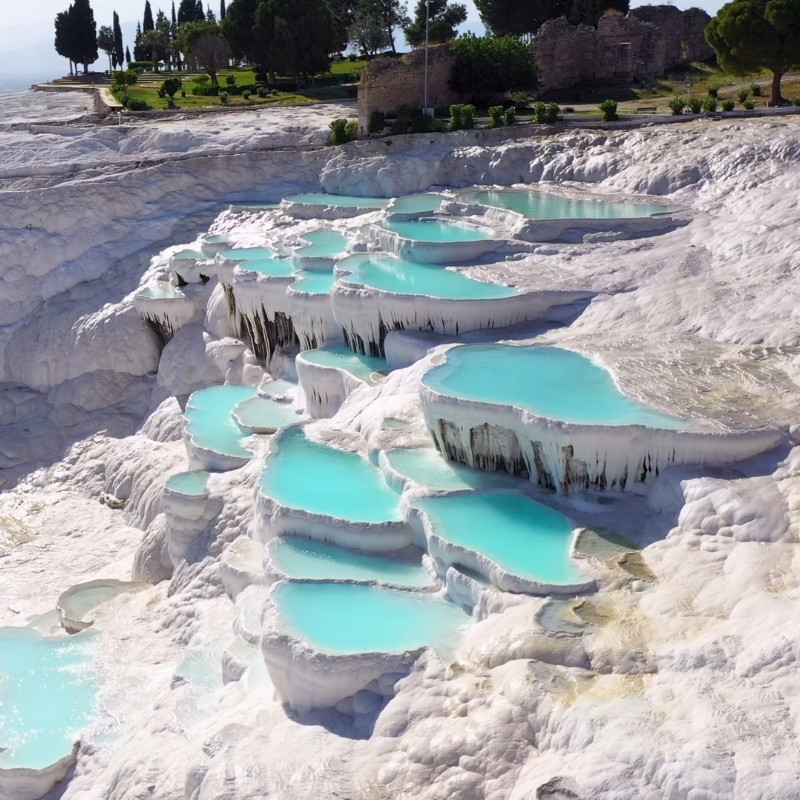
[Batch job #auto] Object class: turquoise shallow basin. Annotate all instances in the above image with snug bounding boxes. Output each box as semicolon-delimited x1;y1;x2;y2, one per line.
185;385;257;458
232;395;305;432
385;218;491;242
269;537;431;587
272;582;467;654
385;448;515;491
459;189;669;219
300;345;386;382
165;470;209;496
136;284;186;300
260;426;402;523
414;493;585;585
423;345;687;428
297;229;348;257
292;270;338;295
0;628;98;770
339;253;516;298
286;194;389;209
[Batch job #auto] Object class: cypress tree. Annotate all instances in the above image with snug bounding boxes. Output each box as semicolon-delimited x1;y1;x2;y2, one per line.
219;0;226;20
69;0;99;73
143;0;154;31
113;11;124;66
126;45;132;64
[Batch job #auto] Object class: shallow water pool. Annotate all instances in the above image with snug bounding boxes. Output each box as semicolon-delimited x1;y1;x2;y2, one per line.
300;345;386;382
185;385;257;458
232;395;305;432
286;193;389;209
423;345;687;428
219;247;294;277
338;253;516;299
260;426;402;523
165;470;209;496
273;582;467;654
269;537;431;587
414;493;585;585
389;193;447;215
136;283;187;300
459;189;669;219
291;270;338;295
385;218;491;242
385;448;515;491
0;628;98;770
296;229;348;257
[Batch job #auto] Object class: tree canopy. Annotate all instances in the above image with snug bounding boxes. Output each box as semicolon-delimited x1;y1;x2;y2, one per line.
474;0;627;36
404;0;466;46
178;0;206;23
706;0;800;103
54;0;99;73
113;11;125;66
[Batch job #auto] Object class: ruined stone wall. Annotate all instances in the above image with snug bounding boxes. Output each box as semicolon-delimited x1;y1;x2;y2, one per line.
357;46;462;135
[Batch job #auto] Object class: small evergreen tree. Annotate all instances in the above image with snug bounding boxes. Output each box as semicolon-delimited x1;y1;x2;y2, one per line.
113;11;124;66
219;0;226;19
143;0;154;31
405;0;466;46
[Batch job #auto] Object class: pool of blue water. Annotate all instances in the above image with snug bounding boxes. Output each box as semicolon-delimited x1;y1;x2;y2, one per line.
269;537;431;587
389;194;447;215
185;385;257;458
232;395;305;432
165;471;209;496
414;493;585;585
272;582;467;654
296;229;348;257
291;270;338;295
136;283;187;300
385;218;491;242
385;448;516;491
260;426;402;523
0;628;98;770
286;193;389;209
219;247;294;277
300;345;386;382
459;189;669;219
423;345;687;428
338;253;516;299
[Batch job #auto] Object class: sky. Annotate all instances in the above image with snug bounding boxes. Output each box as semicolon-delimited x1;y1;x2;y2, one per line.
0;0;726;91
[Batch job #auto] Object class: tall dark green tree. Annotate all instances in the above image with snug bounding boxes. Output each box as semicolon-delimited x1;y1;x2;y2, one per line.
97;24;115;70
142;11;172;70
706;0;800;104
255;0;333;84
220;0;227;19
113;11;124;65
179;0;207;21
220;0;272;73
125;45;132;63
133;21;147;60
143;0;155;31
180;21;230;82
54;9;76;74
404;0;466;46
58;0;99;73
475;0;569;34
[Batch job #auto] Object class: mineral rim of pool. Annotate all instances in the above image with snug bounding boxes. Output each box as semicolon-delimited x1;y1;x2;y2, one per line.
165;470;210;497
384;218;492;242
295;229;348;257
299;345;386;382
260;426;402;523
387;193;447;214
457;189;670;219
414;493;586;585
0;627;98;770
185;385;258;457
219;247;295;277
285;193;390;209
272;581;467;655
268;537;432;587
232;395;306;432
135;283;187;300
423;345;687;429
337;253;516;298
385;448;517;492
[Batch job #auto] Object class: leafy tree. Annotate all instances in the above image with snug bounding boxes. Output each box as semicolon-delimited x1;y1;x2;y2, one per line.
142;13;172;70
179;0;206;22
55;10;76;74
207;4;217;20
98;24;116;71
449;33;536;105
180;21;231;83
55;0;99;73
133;22;147;60
161;75;183;95
220;0;227;18
255;0;333;85
143;0;154;32
349;3;391;55
474;0;548;35
220;0;266;70
112;11;125;66
404;0;466;46
706;0;800;104
372;0;409;53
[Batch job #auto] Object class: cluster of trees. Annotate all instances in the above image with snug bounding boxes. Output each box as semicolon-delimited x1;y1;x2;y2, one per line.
473;0;628;37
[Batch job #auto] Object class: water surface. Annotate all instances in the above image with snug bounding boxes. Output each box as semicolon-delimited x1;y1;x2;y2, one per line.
185;385;257;457
385;218;491;242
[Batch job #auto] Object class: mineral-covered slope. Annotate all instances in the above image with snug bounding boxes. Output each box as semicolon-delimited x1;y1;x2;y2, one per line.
1;93;800;800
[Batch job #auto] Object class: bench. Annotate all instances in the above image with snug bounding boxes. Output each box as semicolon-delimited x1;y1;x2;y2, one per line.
636;106;657;114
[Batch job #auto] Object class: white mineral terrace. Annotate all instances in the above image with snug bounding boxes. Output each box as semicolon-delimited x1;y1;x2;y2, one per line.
3;89;800;800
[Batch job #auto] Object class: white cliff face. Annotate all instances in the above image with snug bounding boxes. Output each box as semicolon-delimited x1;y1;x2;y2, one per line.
3;90;800;799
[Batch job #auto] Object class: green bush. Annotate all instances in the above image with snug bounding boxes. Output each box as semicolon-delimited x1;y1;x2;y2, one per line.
194;74;210;86
330;117;357;144
598;99;618;121
127;61;152;72
115;89;129;106
488;105;505;128
751;83;762;97
368;110;386;134
461;104;475;129
449;103;463;131
702;97;718;112
410;114;434;133
737;87;749;103
161;77;182;98
226;74;236;86
242;89;251;100
721;99;735;111
126;98;151;111
112;70;138;89
742;99;755;110
687;96;703;113
219;91;229;104
707;85;719;98
257;86;268;98
793;97;800;106
390;105;415;134
191;85;220;96
504;106;516;125
668;96;686;115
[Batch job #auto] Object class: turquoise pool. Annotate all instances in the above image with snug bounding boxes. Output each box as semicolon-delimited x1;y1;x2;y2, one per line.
291;270;338;295
136;283;186;300
0;628;98;770
219;247;294;277
273;582;467;654
459;189;670;219
286;194;389;209
269;537;431;587
389;193;447;215
172;249;205;260
385;219;491;242
165;470;209;496
300;345;386;382
414;493;585;585
385;448;515;491
296;229;348;257
338;253;516;299
423;345;687;428
260;426;402;523
185;385;257;458
232;395;305;432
